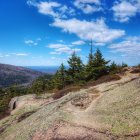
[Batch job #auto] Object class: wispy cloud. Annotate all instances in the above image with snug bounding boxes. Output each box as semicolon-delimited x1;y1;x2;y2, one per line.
0;53;29;58
74;0;102;14
13;53;29;56
24;40;38;46
48;43;81;54
72;40;85;46
58;40;64;43
109;36;140;57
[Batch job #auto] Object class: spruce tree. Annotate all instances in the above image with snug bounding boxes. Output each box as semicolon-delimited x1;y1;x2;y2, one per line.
109;61;118;74
121;62;128;68
53;63;66;89
86;41;95;80
67;51;84;83
88;40;94;65
59;63;66;85
92;48;110;79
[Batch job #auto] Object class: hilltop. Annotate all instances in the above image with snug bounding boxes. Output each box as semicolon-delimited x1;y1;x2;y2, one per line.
0;68;139;140
0;63;44;88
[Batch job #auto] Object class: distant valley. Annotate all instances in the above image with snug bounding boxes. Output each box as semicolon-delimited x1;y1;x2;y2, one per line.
0;64;44;88
25;66;59;74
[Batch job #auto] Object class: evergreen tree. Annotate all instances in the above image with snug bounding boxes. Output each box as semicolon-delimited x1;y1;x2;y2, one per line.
109;61;118;74
67;51;84;83
58;63;66;87
121;62;128;68
92;48;110;79
52;63;67;89
88;40;94;65
86;41;95;80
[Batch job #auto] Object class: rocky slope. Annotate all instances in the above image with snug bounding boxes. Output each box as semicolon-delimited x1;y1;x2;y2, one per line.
0;68;140;140
0;63;44;87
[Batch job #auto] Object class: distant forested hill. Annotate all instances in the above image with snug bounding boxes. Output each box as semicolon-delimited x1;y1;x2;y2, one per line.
0;63;44;87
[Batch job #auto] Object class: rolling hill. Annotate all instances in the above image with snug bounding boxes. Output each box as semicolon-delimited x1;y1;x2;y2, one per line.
0;63;44;88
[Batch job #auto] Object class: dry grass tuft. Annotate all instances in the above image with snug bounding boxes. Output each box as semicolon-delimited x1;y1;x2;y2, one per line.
86;74;121;87
53;86;81;99
130;67;140;73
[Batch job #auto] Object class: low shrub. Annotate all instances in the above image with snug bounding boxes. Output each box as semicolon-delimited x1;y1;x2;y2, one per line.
53;74;121;99
86;74;121;87
130;67;140;73
53;86;81;99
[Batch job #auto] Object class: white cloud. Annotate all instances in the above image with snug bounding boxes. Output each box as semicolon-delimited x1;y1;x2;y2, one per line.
24;40;38;46
72;40;85;45
109;36;140;56
11;53;30;56
76;0;100;4
58;40;64;43
48;44;67;49
0;53;29;58
0;54;10;58
36;38;42;41
27;0;75;18
59;5;76;18
48;43;81;54
5;54;10;57
74;0;101;14
93;42;105;46
112;0;140;22
14;53;29;56
51;56;56;60
36;1;61;17
51;18;125;44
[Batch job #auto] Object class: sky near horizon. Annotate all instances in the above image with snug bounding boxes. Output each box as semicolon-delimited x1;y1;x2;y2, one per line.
0;0;140;66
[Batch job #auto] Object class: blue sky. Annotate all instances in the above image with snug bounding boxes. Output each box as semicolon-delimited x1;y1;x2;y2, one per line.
0;0;140;66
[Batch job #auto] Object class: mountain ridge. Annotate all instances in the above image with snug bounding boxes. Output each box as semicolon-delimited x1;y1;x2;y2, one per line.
0;63;44;88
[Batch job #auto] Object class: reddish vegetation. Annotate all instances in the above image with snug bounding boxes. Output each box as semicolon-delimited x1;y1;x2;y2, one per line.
130;67;140;73
53;86;81;99
85;74;121;87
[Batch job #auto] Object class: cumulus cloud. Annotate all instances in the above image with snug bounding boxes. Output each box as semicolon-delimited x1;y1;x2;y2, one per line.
112;0;140;22
74;0;101;14
51;18;125;44
109;36;140;56
24;40;38;46
36;1;61;17
27;0;75;18
48;43;81;54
